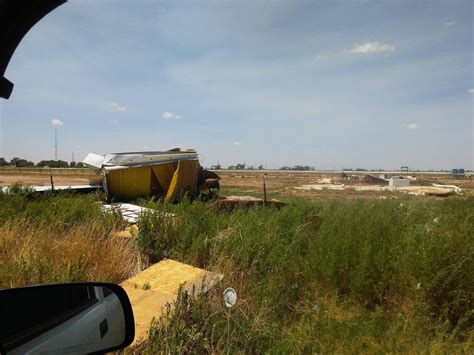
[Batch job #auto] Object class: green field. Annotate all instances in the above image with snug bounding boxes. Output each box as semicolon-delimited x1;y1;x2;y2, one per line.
1;187;473;353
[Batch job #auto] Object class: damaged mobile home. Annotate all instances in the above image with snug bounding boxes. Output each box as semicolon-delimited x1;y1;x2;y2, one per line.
83;148;219;201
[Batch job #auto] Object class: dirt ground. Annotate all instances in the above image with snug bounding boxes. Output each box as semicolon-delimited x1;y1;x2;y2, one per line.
217;171;473;200
0;169;471;200
0;174;95;187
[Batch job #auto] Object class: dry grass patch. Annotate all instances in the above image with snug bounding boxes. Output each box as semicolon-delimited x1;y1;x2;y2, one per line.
0;220;142;288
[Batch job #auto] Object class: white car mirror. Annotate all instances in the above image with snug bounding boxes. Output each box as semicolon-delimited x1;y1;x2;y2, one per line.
0;283;134;354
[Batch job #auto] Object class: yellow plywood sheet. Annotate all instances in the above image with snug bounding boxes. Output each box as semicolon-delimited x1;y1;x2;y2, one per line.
151;162;177;192
106;166;151;200
165;160;199;201
121;259;222;345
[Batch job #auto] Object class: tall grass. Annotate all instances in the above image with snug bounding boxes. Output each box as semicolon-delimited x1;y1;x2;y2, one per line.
1;187;472;352
134;197;474;352
0;188;142;288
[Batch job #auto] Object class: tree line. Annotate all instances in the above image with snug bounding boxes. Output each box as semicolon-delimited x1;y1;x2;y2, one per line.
211;163;315;171
0;157;85;168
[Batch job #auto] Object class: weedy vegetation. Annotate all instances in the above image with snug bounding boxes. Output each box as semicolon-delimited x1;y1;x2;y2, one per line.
1;184;473;353
0;185;141;287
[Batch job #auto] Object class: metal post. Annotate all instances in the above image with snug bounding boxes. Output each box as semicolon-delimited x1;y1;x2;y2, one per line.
50;169;54;191
226;311;231;355
263;174;267;206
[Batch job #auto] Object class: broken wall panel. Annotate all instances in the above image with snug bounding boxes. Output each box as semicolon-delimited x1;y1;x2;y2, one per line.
152;162;178;192
165;160;199;201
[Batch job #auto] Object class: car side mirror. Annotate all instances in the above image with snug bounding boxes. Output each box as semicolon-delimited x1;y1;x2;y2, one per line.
0;283;134;354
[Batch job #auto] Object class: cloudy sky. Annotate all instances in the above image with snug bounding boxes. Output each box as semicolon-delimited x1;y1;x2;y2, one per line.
0;0;472;169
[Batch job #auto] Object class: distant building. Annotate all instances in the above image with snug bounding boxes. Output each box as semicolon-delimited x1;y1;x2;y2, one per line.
389;178;410;187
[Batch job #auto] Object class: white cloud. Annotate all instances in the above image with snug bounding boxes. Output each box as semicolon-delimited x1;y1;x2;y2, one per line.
444;20;456;28
104;101;127;112
347;42;395;54
232;141;241;146
403;123;420;130
51;119;64;126
161;112;182;120
467;88;474;94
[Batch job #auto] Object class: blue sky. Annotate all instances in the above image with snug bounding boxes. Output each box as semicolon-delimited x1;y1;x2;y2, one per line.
0;0;472;169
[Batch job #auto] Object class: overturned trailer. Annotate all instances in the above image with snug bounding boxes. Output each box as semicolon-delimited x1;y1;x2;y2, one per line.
83;149;219;201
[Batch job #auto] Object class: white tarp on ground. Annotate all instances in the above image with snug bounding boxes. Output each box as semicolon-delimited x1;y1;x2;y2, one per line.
432;183;462;193
102;203;174;223
294;184;346;191
292;184;460;195
1;185;100;193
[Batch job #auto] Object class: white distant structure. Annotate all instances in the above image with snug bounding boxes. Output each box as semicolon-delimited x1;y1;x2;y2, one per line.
389;178;410;187
50;119;64;160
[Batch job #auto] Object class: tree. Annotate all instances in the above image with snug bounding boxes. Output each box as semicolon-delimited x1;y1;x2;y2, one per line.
36;160;69;168
10;157;34;167
9;157;20;166
258;165;264;170
0;157;8;166
76;162;84;168
70;161;77;168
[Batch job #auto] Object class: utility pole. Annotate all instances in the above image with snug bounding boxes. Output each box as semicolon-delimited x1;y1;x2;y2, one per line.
72;151;75;163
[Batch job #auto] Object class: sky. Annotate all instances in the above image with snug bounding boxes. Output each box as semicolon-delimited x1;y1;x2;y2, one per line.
0;0;472;170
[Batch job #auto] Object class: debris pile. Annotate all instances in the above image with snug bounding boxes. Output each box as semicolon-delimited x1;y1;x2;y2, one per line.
83;148;219;202
293;182;462;196
102;203;174;223
214;195;285;209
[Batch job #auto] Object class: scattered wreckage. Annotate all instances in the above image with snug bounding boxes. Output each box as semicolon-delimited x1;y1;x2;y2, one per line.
83;148;284;211
293;176;463;197
83;148;220;202
2;148;284;226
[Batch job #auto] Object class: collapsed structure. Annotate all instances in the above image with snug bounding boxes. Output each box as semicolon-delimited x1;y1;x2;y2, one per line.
83;148;219;201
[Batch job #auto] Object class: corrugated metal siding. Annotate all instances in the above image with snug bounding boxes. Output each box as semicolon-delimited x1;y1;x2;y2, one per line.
165;160;199;201
106;166;151;200
151;162;177;192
